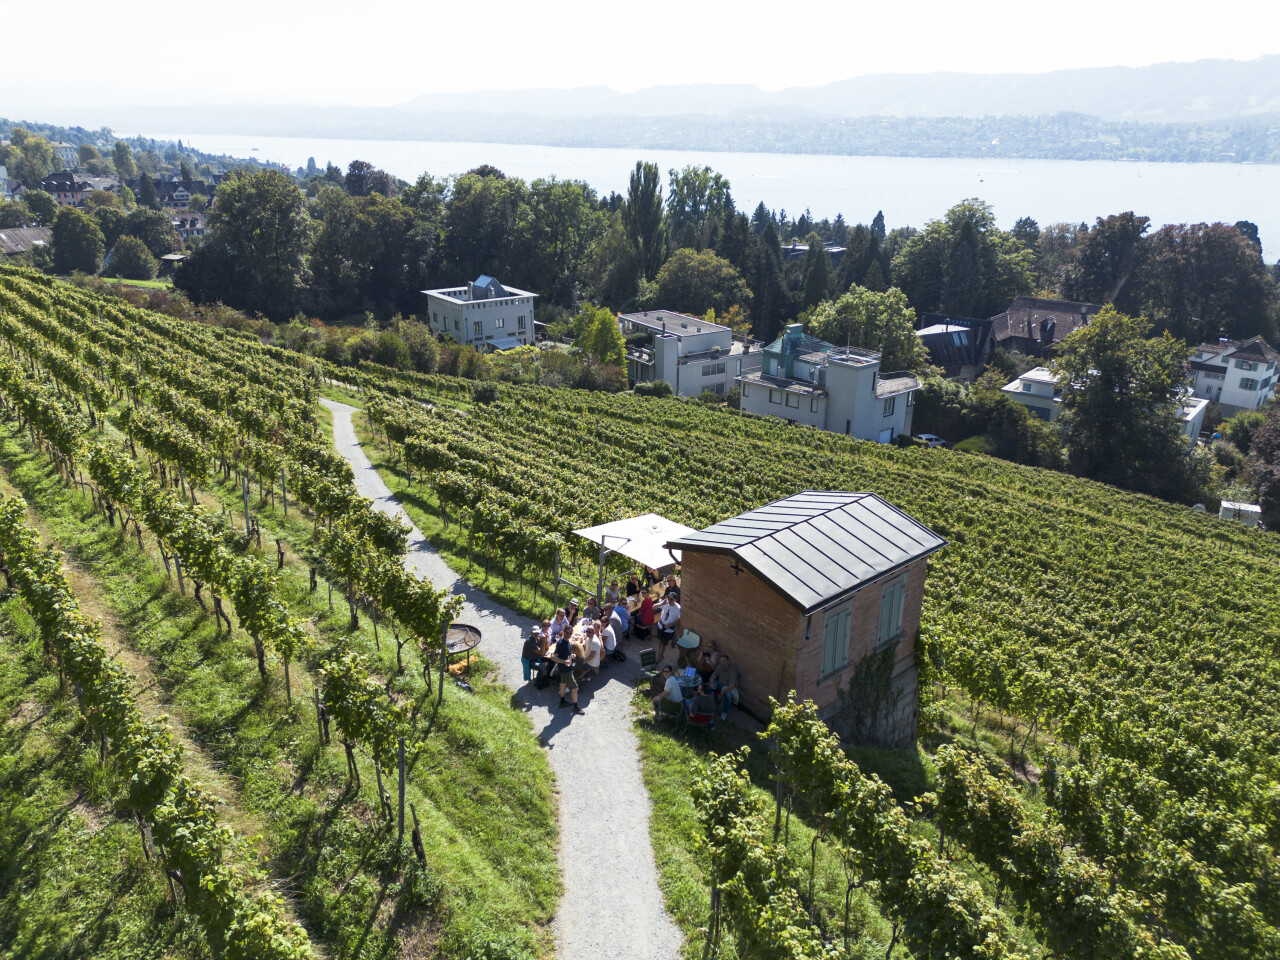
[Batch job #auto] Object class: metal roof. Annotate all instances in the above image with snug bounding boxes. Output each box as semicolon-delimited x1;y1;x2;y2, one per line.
666;491;946;614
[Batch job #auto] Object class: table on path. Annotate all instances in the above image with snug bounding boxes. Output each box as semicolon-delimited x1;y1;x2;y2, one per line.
322;399;682;960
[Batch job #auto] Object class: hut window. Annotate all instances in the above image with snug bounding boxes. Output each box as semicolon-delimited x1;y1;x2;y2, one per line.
878;577;906;648
821;606;850;677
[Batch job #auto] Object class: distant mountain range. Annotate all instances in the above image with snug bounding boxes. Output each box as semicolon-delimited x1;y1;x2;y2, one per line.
398;56;1280;123
17;57;1280;163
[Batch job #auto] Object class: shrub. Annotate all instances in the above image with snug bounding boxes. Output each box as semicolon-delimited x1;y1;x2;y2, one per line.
634;379;673;398
106;235;158;280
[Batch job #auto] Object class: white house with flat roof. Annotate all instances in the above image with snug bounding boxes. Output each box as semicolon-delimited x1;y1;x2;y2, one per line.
736;323;919;442
620;310;762;397
422;275;537;351
1003;366;1209;443
1189;337;1278;414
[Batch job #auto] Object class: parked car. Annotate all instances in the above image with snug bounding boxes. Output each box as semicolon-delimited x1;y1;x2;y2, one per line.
914;433;947;448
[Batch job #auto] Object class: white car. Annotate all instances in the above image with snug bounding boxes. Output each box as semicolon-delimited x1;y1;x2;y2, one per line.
915;434;947;448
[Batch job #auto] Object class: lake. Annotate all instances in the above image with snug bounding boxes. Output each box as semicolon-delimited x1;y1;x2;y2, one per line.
146;132;1280;260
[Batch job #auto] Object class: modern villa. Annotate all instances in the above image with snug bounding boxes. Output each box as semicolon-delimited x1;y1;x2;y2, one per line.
422;275;538;352
620;310;762;397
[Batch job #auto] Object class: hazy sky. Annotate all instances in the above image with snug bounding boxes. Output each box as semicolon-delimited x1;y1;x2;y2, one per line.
5;0;1278;110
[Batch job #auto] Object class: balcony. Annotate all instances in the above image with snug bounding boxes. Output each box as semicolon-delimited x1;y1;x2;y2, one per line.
875;372;920;397
737;370;826;398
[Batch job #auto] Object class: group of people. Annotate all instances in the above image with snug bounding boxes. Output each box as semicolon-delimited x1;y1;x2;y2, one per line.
516;571;697;719
519;593;634;715
650;645;740;724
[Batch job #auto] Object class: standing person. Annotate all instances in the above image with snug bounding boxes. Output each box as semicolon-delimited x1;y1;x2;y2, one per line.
635;593;656;643
651;665;684;719
656;595;681;661
551;631;584;714
605;579;621;605
709;653;740;721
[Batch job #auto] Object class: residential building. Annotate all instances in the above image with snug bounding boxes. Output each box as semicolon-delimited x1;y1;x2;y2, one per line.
0;226;52;257
915;313;994;380
1189;336;1278;413
422;275;537;351
620;310;762;397
1003;366;1210;441
170;211;207;242
39;170;94;206
0;166;11;203
50;141;78;170
736;323;919;443
990;295;1102;357
779;241;846;265
665;491;947;746
125;177;213;208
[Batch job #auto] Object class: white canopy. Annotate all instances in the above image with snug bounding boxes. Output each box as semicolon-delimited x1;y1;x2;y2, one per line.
573;513;695;571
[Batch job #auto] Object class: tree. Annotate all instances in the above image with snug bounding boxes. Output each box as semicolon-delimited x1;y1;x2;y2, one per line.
22;190;58;226
527;177;607;307
1011;216;1040;251
0;200;32;228
51;207;105;275
571;304;625;367
1062;212;1150;308
666;165;733;251
108;235;158;280
77;143;100;167
12;135;56;188
112;141;137;179
1246;408;1280;527
801;233;832;308
804;286;930;373
345;159;396;197
1136;222;1278;343
122;207;178;257
309;187;418;317
175;169;313;320
653;248;752;319
137;172;160;209
1055;306;1204;501
179;159;194;182
623;161;666;281
891;199;1033;319
91;207;128;248
83;189;123;212
441;169;533;285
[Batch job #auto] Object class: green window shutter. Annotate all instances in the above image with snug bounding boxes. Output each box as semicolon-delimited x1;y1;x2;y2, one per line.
878;586;894;644
891;580;905;638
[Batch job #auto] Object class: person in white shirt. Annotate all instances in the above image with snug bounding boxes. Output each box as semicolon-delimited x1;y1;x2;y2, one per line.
652;665;684;719
547;609;568;640
601;619;618;667
584;624;603;677
657;596;681;661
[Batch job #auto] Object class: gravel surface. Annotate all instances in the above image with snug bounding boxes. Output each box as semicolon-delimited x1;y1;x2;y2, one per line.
322;399;683;960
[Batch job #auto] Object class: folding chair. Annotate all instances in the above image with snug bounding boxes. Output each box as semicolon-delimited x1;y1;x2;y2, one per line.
638;647;662;690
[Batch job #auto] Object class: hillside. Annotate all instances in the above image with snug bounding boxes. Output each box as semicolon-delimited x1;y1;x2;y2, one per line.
2;264;1280;958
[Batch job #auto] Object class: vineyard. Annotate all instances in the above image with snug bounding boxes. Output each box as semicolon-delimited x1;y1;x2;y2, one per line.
1;260;1280;959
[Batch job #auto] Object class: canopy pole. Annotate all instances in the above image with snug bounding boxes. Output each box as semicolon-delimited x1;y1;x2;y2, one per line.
552;546;561;613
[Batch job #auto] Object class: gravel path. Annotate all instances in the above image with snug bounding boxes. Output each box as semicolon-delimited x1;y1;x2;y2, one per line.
322;399;682;960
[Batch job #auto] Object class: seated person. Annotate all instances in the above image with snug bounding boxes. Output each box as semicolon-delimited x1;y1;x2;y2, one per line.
625;573;642;598
634;593;655;641
565;598;580;628
643;566;659;589
547;609;569;640
583;626;603;678
583;596;601;622
570;638;590;683
663;575;681;602
600;620;619;665
651;665;683;719
610;601;630;640
698;642;720;684
604;579;621;605
686;683;716;720
709;654;741;721
520;626;544;683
